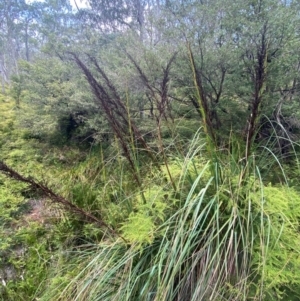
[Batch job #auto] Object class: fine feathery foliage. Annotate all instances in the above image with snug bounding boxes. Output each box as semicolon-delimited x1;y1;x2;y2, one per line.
36;133;300;301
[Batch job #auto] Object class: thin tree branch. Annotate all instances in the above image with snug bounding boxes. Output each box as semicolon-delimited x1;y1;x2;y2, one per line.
0;160;125;241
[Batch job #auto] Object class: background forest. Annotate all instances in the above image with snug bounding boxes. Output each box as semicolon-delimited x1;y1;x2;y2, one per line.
1;0;300;300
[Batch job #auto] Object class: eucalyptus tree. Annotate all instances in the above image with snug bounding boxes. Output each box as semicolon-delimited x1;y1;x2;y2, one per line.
77;0;171;42
0;0;27;89
153;0;300;151
12;0;300;152
0;0;74;91
0;0;41;75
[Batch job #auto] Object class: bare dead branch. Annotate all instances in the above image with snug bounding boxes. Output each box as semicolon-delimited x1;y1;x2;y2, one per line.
0;160;125;241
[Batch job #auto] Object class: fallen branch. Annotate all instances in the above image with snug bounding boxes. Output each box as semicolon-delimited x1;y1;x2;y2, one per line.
0;160;125;241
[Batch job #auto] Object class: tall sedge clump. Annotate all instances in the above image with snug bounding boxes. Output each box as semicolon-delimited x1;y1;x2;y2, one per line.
68;52;157;191
244;24;269;160
32;126;300;301
125;50;178;192
187;42;216;150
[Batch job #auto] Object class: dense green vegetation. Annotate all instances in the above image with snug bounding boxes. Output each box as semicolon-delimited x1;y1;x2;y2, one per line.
1;0;300;300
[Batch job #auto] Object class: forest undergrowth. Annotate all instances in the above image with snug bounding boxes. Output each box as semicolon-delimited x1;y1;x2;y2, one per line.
2;0;300;300
1;91;300;301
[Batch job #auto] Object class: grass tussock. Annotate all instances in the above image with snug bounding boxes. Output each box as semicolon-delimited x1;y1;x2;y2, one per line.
1;81;300;300
34;131;300;301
